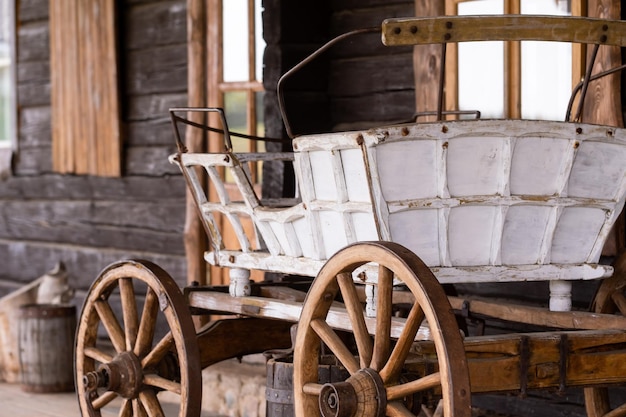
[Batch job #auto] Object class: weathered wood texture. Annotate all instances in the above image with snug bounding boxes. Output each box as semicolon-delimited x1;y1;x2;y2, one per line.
184;0;208;288
50;0;122;177
18;304;76;393
1;0;189;303
262;0;414;199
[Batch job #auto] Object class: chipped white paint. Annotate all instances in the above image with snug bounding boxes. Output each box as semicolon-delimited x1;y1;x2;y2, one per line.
229;268;251;297
172;119;626;310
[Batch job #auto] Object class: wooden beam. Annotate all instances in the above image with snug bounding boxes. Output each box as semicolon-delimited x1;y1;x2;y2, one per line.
411;329;626;394
585;0;625;257
413;1;445;121
185;0;208;288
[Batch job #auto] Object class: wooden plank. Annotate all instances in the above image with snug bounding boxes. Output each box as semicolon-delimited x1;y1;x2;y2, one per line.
415;0;444;121
384;15;626;47
50;0;121;177
186;290;431;340
0;240;186;290
447;296;626;330
195;318;294;367
411;330;626;394
328;53;414;97
0;174;185;200
585;0;625;257
0;200;184;233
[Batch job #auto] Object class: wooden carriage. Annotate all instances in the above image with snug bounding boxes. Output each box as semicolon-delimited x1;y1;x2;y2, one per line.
74;15;626;417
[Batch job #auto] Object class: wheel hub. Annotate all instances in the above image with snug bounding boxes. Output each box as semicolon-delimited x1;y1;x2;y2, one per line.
83;351;144;399
319;368;386;417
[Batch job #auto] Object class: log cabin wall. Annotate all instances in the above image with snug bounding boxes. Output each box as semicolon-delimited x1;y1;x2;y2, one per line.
0;0;189;304
262;0;415;200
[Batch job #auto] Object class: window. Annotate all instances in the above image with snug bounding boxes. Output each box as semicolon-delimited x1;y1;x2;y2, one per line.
0;0;16;157
201;0;266;286
212;0;265;180
445;0;584;120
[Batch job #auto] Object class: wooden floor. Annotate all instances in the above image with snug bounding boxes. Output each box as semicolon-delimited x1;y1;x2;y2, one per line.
0;382;80;417
0;382;188;417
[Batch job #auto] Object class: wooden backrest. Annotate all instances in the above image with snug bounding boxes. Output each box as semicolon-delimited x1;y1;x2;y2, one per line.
382;15;626;47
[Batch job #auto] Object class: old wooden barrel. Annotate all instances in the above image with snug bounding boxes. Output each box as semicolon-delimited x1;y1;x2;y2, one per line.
18;304;76;393
266;355;349;417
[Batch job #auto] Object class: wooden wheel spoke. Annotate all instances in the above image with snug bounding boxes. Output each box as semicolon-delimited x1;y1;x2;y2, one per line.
294;243;473;417
611;291;626;316
119;399;132;417
586;255;626;417
133;398;148;417
303;382;323;396
92;390;118;410
387;401;416;417
605;402;626;417
337;272;373;368
387;372;441;401
139;389;166;417
76;262;201;417
94;299;126;353
144;373;182;395
84;346;114;364
141;331;174;369
310;318;360;374
372;264;393;370
135;287;159;357
380;302;425;382
120;278;140;352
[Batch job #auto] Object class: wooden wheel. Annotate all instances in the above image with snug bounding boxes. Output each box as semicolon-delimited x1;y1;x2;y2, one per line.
75;260;201;417
293;241;472;417
585;253;626;417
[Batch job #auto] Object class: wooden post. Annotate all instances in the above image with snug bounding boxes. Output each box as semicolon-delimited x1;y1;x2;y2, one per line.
185;0;208;288
414;1;445;121
584;0;625;256
206;0;227;287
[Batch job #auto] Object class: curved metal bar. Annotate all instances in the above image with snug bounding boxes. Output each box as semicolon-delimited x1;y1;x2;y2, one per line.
169;107;233;151
169;107;287;147
277;27;380;139
565;62;626;122
572;44;600;123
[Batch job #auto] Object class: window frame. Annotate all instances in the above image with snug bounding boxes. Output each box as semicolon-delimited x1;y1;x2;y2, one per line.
444;0;586;119
203;0;265;286
207;0;264;182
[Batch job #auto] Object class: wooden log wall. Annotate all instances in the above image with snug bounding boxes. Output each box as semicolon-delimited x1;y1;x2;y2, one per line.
0;0;189;304
262;0;415;200
262;0;332;200
327;0;415;131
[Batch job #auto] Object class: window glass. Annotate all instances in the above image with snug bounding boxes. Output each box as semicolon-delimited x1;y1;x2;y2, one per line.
255;91;265;140
520;0;572;120
223;0;249;82
255;0;264;81
0;0;14;147
224;91;248;150
457;0;505;118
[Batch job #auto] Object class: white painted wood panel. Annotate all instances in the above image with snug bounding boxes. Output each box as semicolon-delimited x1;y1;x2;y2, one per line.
173;119;626;290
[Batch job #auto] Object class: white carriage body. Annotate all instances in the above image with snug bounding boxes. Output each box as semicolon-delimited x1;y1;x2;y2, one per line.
173;119;626;302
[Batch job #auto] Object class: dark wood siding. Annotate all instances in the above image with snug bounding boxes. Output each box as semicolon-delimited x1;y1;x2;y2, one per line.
0;0;189;301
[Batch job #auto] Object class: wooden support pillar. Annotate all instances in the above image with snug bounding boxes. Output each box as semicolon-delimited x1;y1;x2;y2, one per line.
584;0;625;256
413;1;445;121
185;0;208;287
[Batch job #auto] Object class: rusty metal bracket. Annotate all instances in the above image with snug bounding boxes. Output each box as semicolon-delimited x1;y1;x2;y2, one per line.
519;335;530;398
559;333;569;395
